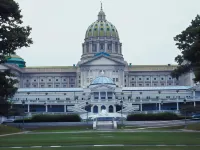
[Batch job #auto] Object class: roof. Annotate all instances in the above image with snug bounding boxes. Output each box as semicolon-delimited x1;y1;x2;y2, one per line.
17;88;83;92
91;76;114;85
24;66;77;73
122;86;192;91
128;65;178;72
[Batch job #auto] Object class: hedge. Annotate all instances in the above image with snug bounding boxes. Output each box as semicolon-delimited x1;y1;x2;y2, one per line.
14;114;81;123
127;112;187;121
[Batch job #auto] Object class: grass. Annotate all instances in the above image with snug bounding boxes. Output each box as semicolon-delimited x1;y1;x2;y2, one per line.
187;123;200;130
31;126;93;132
1;147;200;150
120;123;200;131
0;125;21;135
0;132;200;147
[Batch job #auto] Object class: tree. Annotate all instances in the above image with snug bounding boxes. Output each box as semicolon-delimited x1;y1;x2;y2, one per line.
171;15;200;82
0;0;33;115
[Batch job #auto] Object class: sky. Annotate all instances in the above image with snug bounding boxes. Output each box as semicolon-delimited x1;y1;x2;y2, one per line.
15;0;200;67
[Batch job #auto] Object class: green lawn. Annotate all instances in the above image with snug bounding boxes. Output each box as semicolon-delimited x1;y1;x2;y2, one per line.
121;123;200;131
0;132;200;147
0;125;21;135
1;147;200;150
187;122;200;130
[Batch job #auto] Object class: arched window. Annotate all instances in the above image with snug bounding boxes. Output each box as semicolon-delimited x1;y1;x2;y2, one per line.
101;105;106;110
93;105;98;113
109;105;114;113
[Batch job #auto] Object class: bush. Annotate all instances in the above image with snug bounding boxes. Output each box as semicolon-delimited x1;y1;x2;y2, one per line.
14;114;81;123
127;112;183;121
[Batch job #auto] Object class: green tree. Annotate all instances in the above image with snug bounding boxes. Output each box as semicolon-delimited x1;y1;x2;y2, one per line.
171;15;200;82
0;0;33;115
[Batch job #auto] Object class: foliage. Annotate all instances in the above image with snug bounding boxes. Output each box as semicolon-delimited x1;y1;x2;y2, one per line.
180;105;200;114
14;114;81;123
0;124;20;135
127;112;183;121
171;15;200;82
0;0;32;115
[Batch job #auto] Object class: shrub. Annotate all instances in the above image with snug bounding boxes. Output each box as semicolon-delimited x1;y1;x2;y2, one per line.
127;112;182;121
14;114;81;123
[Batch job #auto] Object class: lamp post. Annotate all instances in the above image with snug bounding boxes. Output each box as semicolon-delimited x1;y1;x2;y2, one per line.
183;99;187;129
120;100;123;125
21;100;25;129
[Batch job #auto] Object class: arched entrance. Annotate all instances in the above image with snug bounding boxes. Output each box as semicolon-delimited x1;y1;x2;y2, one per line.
101;105;106;110
93;105;98;113
108;105;114;113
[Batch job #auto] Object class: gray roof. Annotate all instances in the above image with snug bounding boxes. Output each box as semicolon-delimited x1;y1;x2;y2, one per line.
17;88;83;92
91;76;114;85
122;86;192;91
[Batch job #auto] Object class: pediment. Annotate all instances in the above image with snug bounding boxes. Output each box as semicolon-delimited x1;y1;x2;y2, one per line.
80;56;125;66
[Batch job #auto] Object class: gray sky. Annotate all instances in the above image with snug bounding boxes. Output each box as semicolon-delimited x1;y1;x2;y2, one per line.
15;0;200;67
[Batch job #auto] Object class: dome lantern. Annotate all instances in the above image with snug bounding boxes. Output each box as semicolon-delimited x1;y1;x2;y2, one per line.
98;2;106;21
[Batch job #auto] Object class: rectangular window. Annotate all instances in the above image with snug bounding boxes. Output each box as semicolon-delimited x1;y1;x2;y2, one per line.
132;84;135;87
48;85;51;88
56;85;59;88
41;85;44;88
100;43;104;50
146;78;149;80
113;78;115;82
139;84;142;86
107;44;112;51
92;44;97;52
132;78;134;80
115;43;118;52
116;78;119;82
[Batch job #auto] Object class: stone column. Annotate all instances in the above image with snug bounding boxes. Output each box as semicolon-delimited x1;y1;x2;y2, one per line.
140;100;143;111
194;101;196;107
45;105;48;112
99;92;101;101
89;42;92;53
118;44;120;54
98;105;101;113
106;92;108;101
114;105;116;112
28;104;30;113
176;102;179;111
193;90;196;99
159;103;161;111
105;41;108;52
112;42;115;53
64;105;66;112
97;42;100;52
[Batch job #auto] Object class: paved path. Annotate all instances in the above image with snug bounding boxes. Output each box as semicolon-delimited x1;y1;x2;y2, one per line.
0;131;28;137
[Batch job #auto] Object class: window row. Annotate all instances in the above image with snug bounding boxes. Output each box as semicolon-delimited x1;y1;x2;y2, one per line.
131;83;179;87
25;78;75;83
25;84;75;88
130;77;175;81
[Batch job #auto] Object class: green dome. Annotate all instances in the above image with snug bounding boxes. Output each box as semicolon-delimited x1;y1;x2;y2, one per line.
85;20;119;39
6;54;26;68
85;4;119;39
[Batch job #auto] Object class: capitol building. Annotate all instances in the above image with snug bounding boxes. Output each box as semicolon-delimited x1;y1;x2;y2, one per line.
0;6;200;116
